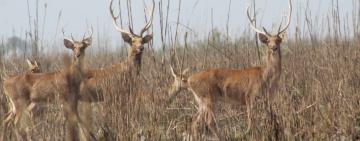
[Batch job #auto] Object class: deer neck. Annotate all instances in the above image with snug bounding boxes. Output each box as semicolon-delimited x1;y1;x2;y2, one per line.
263;48;281;83
125;49;142;75
70;55;85;78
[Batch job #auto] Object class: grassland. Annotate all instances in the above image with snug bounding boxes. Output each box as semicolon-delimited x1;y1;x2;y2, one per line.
1;0;360;140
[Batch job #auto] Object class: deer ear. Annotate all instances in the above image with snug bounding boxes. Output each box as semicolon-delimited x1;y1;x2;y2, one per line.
122;33;132;44
26;59;33;67
258;33;269;44
34;60;39;67
82;37;92;47
142;34;153;44
64;38;74;49
278;32;285;40
170;65;179;78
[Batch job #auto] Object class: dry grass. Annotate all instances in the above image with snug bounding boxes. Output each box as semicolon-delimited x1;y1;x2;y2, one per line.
1;32;359;140
1;0;360;140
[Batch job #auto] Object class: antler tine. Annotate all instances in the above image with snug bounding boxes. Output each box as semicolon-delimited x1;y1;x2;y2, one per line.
109;0;132;35
89;26;94;38
262;27;271;36
62;28;74;42
246;5;268;36
140;0;155;36
71;34;76;41
61;28;65;37
277;16;284;34
83;26;94;40
129;25;135;35
277;0;292;35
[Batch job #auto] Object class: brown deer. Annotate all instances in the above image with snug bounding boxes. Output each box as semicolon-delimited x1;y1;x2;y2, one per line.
2;59;42;123
167;0;292;139
1;59;41;80
79;0;154;102
3;31;95;141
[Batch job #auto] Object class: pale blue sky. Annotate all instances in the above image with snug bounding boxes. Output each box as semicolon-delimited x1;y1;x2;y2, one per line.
0;0;356;47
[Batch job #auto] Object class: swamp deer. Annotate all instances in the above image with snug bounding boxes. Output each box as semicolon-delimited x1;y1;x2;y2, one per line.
2;59;43;123
0;59;41;140
79;0;155;102
3;31;95;141
1;59;41;80
168;0;292;139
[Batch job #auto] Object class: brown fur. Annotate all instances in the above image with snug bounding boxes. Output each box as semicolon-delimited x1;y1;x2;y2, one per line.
174;1;292;138
79;33;153;102
168;34;285;140
26;59;41;73
3;37;93;141
79;0;154;102
79;2;154;101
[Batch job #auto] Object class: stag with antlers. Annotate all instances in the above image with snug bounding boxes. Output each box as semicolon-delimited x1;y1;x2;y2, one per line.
79;0;155;102
167;0;292;139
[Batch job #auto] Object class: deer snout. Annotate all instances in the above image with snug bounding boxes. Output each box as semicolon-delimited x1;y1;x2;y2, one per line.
270;44;279;52
272;46;278;51
136;47;144;53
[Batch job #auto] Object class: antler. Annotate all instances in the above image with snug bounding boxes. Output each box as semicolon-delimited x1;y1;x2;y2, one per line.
26;59;34;66
139;0;155;37
247;0;292;36
109;0;132;35
62;28;74;42
277;0;292;35
246;6;269;36
82;26;94;40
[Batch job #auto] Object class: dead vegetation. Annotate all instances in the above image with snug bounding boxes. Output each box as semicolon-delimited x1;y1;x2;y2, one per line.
1;0;360;140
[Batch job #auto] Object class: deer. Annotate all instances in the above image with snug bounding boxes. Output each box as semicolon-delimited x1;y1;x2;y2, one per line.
1;59;41;80
4;59;41;114
2;59;41;121
2;30;95;141
167;0;292;139
78;0;154;103
74;0;154;138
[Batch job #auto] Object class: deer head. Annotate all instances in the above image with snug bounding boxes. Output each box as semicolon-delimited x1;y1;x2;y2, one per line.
247;0;292;54
109;0;154;57
166;65;190;105
26;59;41;73
169;65;190;96
63;29;93;62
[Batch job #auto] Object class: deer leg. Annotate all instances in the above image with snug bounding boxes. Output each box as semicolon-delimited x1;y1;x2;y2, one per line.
4;112;15;127
245;97;253;134
4;98;29;127
191;110;203;140
191;90;206;140
78;101;96;141
204;105;219;140
64;96;96;141
26;102;37;119
63;98;80;141
3;100;29;140
3;97;17;127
